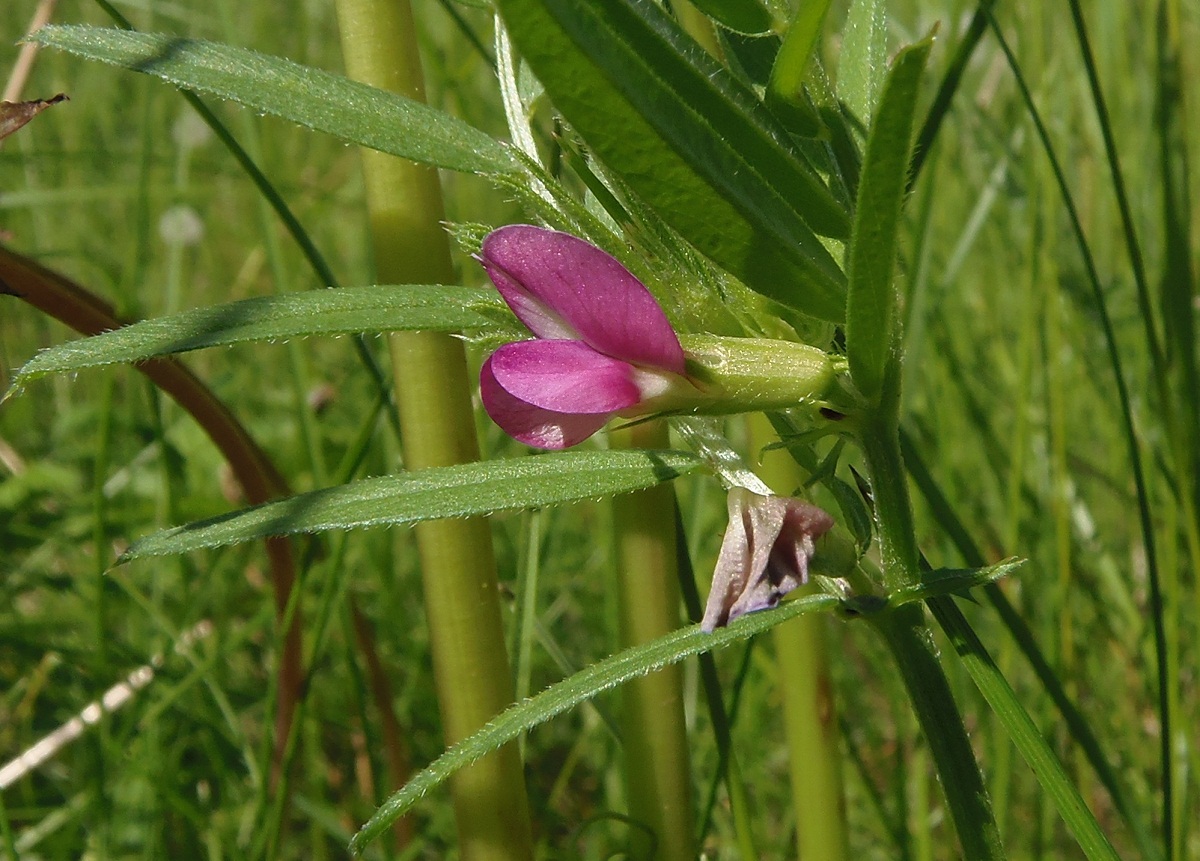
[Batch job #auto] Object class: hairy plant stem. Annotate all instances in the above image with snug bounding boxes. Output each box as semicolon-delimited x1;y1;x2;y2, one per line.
859;399;1004;860
333;1;533;858
749;414;849;861
610;421;696;861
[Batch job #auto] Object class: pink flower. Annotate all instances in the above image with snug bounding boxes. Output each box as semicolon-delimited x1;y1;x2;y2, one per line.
701;488;835;632
478;225;689;449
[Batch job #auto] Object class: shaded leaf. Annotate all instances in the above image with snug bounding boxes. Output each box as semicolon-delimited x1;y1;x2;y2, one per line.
496;0;850;322
29;26;514;175
689;0;772;35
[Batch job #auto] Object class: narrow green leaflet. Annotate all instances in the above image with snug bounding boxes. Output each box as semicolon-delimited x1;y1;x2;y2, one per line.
349;592;841;854
29;26;515;175
119;450;705;561
496;0;850;322
7;286;509;389
845;36;931;405
348;557;1017;853
884;558;1021;607
838;0;888;124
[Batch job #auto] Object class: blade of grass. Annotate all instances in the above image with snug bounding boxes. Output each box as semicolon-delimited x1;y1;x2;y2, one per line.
909;0;998;187
988;14;1170;858
926;596;1123;861
1154;5;1199;853
901;429;1161;861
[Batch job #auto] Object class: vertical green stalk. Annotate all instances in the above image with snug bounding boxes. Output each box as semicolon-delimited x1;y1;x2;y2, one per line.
333;3;533;859
610;420;696;861
750;415;849;861
840;28;1001;855
859;386;1004;861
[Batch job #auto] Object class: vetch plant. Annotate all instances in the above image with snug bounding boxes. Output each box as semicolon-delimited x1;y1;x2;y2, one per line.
3;2;1180;860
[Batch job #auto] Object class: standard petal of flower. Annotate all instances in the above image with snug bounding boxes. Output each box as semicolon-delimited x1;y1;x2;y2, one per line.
480;225;686;373
485;340;643;413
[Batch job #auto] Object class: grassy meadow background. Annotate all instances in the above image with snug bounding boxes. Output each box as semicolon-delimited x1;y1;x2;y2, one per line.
1;0;1196;858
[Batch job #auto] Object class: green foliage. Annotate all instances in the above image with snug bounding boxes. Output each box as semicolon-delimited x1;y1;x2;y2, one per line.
495;0;850;321
30;25;516;174
352;591;838;853
118;450;705;559
838;0;888;123
845;35;930;406
687;0;771;35
8;285;510;385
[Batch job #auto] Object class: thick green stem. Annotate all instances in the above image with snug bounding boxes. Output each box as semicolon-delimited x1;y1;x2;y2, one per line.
333;2;533;858
610;421;696;861
859;406;1004;860
750;415;849;861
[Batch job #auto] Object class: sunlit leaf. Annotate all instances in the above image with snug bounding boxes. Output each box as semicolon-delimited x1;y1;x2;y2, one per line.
350;591;840;853
838;0;888;123
119;450;705;560
845;36;930;404
8;286;509;389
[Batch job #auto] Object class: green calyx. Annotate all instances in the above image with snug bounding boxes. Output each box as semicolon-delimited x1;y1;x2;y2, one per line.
632;334;840;418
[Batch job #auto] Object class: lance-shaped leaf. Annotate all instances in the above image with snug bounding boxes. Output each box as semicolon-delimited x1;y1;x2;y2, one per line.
7;285;509;391
495;0;850;322
118;450;704;561
350;591;840;854
845;35;931;405
28;26;515;175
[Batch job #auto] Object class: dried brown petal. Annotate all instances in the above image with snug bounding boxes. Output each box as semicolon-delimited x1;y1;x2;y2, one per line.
701;488;834;632
0;93;67;143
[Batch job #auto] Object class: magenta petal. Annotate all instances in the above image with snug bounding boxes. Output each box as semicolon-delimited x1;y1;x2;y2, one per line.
481;354;613;450
480;225;685;373
486;340;642;413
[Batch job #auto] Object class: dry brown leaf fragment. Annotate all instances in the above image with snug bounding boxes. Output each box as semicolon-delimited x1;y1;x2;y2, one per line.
0;93;67;142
